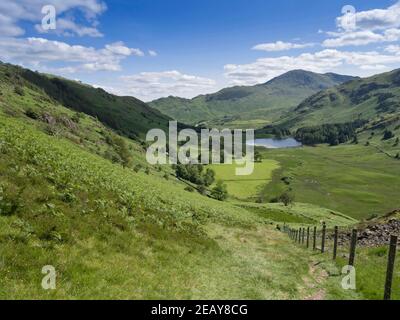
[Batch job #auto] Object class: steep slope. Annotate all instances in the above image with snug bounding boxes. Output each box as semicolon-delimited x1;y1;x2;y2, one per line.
1;62;172;140
149;70;356;128
279;69;400;130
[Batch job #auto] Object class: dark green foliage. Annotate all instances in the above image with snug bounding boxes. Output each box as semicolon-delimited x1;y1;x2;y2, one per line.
211;181;228;201
134;164;143;173
18;68;171;139
396;153;400;159
14;86;24;96
254;150;263;163
71;112;84;123
24;108;39;120
113;136;132;168
175;164;215;187
278;192;295;207
382;130;395;140
256;125;291;139
184;186;195;192
0;186;20;216
295;120;366;146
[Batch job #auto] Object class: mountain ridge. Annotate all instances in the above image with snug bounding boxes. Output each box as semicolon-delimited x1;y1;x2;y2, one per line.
149;70;357;128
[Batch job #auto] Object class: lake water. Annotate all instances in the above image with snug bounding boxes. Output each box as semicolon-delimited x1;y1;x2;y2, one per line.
247;138;302;149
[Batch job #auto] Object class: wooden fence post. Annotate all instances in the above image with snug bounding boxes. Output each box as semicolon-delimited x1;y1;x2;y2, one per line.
333;226;338;260
313;226;317;251
302;228;305;245
298;228;302;244
384;235;398;300
349;229;358;266
306;227;310;248
321;223;326;253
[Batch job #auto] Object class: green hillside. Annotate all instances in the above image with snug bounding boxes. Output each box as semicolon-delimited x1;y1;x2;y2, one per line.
0;62;359;299
149;70;356;128
1;62;172;140
279;69;400;130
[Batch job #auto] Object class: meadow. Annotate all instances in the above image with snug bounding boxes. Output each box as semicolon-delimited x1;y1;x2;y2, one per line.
209;160;279;200
259;144;400;220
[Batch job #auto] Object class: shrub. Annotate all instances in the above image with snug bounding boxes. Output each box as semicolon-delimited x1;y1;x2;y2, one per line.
383;130;395;140
14;86;24;96
71;112;83;123
211;181;228;201
271;191;294;207
184;186;195;192
133;164;142;173
25;108;39;120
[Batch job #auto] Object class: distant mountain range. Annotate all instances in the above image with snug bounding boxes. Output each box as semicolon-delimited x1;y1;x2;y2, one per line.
149;70;357;128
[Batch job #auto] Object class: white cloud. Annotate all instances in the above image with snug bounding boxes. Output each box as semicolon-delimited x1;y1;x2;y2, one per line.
0;0;106;37
0;37;144;72
148;50;158;57
324;2;400;47
337;2;400;31
224;49;400;86
109;70;218;101
385;45;400;54
252;41;314;52
323;29;400;47
35;18;104;37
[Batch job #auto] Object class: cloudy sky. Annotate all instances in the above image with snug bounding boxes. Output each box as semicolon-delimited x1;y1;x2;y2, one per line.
1;0;400;101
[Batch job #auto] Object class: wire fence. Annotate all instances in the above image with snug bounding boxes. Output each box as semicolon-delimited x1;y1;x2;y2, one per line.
281;223;400;300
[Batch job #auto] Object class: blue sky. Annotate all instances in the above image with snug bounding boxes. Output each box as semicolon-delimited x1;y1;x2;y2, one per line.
1;0;400;101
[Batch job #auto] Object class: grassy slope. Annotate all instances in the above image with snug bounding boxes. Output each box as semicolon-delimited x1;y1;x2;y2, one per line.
0;114;360;299
258;144;400;220
1;62;172;140
150;70;355;128
279;69;400;130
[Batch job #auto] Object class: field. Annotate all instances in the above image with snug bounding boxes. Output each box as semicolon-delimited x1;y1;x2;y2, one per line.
259;144;400;220
237;202;357;227
209;160;280;200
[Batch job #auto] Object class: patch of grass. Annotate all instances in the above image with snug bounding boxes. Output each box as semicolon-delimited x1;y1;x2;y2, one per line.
209;160;280;200
237;203;356;227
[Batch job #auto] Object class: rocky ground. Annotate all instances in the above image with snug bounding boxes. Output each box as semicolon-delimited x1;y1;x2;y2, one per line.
327;210;400;247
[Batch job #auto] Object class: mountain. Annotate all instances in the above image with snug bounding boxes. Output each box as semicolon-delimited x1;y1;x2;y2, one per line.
149;70;356;128
277;68;400;130
0;62;172;140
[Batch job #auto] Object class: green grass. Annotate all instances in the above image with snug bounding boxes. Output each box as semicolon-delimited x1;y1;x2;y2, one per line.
209;160;280;200
334;246;400;300
259;144;400;220
0;113;361;299
237;203;357;227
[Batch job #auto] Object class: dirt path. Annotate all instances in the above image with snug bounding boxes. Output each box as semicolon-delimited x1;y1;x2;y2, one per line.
205;224;345;300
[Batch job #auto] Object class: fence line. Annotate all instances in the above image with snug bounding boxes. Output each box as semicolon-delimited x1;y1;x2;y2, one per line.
280;223;399;300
